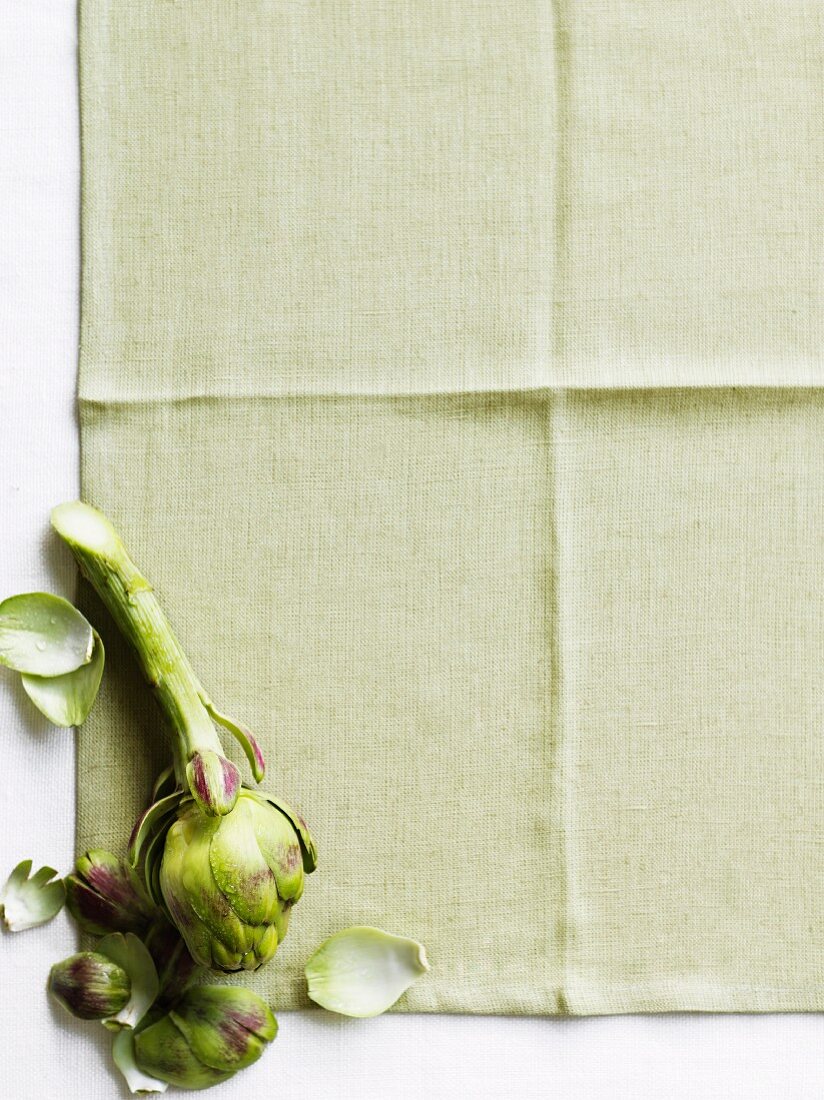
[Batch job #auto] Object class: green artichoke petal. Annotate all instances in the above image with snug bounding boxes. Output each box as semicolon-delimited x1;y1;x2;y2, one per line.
134;1014;233;1091
112;1028;169;1094
251;791;317;874
208;797;279;926
97;932;161;1030
128;792;185;868
159;816;222;967
143;826;169;909
1;860;65;930
0;592;93;676
169;986;277;1072
245;796;305;902
305;926;430;1018
151;765;177;802
210;939;243;970
160;810;248;967
185;749;241;817
21;628;105;727
257;922;280;963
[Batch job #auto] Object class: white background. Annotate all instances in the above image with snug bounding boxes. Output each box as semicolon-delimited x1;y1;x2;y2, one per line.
1;4;824;1098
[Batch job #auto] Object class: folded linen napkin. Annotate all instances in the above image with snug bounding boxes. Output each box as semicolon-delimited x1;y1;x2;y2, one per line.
77;1;824;1012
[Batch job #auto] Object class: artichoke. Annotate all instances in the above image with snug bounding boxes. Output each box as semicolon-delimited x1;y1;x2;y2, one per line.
51;501;317;974
49;951;131;1021
131;786;316;971
64;849;153;935
134;986;277;1090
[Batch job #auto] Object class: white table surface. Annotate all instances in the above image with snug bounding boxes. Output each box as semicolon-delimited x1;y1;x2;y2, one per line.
2;5;824;1098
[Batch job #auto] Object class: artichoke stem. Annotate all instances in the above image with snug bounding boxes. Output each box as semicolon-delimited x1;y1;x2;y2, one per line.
51;501;238;815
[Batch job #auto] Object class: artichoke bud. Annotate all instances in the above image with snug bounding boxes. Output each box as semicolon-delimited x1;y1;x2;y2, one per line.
134;986;276;1090
159;789;315;972
64;849;154;935
185;750;241;816
49;951;131;1021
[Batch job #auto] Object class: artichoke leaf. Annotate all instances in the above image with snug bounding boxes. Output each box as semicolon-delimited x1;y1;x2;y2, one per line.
98;933;160;1030
128;792;186;868
0;860;65;931
199;694;266;783
143;826;169;909
252;791;317;873
21;629;104;727
151;765;177;802
0;592;93;676
112;1029;168;1095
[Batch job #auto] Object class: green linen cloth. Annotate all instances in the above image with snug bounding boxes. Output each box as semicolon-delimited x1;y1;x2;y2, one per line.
78;2;824;1013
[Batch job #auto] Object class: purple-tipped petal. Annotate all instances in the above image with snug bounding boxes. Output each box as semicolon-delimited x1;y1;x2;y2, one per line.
186;751;240;816
250;791;317;873
200;698;266;784
248;733;266;783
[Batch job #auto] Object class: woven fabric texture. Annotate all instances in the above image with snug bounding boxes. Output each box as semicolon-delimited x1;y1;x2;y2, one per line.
78;1;824;1013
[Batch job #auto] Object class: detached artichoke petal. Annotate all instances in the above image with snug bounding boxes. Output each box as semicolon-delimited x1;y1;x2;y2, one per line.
21;629;104;727
305;926;429;1018
112;1028;169;1094
0;860;65;931
0;592;94;676
97;933;160;1030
